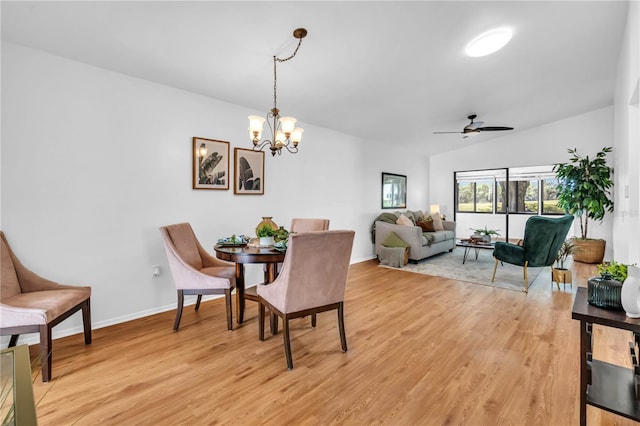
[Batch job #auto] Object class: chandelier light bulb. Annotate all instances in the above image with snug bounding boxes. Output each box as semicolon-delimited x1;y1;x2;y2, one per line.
279;116;297;136
291;127;304;145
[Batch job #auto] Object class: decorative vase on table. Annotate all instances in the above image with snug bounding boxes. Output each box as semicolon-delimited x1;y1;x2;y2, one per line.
587;273;623;310
621;265;640;318
256;217;278;234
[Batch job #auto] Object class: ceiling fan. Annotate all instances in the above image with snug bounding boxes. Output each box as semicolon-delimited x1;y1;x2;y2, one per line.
433;114;514;138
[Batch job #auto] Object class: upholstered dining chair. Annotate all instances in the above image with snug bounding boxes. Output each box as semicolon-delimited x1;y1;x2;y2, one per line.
290;218;330;233
257;230;355;370
0;231;92;382
159;223;236;331
491;215;574;292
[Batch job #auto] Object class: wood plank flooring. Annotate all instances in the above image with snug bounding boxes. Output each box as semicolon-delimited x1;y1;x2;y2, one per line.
28;259;635;425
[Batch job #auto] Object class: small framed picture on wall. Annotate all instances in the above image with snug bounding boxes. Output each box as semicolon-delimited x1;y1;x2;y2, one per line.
193;137;230;190
234;148;264;195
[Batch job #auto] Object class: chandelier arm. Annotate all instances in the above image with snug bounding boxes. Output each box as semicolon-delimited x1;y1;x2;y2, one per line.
253;139;274;152
283;144;298;154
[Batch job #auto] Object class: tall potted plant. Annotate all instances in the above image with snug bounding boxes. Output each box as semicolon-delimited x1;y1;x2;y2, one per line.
553;147;614;263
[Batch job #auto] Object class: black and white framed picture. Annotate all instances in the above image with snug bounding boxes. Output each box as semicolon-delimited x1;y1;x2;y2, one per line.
234;148;264;195
192;137;230;190
381;172;407;209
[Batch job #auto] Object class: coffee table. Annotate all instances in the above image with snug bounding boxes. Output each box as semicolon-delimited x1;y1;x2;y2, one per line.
456;239;495;264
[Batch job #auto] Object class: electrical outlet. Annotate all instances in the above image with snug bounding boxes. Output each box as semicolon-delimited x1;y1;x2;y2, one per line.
152;265;161;278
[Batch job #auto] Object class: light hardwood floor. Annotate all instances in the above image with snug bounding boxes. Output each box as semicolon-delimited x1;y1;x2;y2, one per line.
29;259;635;425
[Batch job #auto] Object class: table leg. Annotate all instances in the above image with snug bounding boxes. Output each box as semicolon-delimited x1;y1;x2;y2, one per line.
462;246;470;264
579;320;588;426
236;263;245;324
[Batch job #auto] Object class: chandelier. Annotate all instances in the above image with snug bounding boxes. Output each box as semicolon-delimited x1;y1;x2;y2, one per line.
248;28;307;156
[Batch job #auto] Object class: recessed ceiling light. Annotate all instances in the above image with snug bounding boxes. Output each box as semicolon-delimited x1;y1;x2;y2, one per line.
465;27;513;57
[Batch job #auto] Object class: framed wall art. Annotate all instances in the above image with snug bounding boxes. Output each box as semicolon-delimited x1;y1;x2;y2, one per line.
381;172;407;209
234;148;264;195
192;137;230;190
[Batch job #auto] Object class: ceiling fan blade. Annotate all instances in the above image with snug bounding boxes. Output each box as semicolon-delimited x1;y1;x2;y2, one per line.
477;126;514;131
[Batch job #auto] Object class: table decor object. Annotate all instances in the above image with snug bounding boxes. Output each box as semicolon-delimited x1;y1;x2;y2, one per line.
256;223;276;246
217;234;250;247
587;273;623;310
622;265;640;318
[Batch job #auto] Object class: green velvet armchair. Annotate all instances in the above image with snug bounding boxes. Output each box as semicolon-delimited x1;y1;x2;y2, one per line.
491;215;574;292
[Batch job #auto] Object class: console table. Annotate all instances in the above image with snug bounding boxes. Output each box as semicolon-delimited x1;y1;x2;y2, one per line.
571;287;640;425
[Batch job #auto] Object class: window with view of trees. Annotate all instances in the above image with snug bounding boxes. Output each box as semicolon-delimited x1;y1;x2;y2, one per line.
496;179;539;214
455;166;562;216
456;179;494;213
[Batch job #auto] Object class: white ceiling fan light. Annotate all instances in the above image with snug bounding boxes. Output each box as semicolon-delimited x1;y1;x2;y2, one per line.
465;27;513;57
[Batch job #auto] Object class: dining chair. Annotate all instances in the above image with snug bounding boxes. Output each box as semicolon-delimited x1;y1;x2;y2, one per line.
492;215;574;292
290;218;330;233
287;218;330;326
0;231;92;382
159;223;236;331
257;230;355;370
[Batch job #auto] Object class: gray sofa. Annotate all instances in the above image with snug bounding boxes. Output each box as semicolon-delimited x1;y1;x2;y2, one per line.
373;210;456;263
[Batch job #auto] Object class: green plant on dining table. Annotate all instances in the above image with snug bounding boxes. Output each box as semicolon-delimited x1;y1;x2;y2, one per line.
256;223;275;238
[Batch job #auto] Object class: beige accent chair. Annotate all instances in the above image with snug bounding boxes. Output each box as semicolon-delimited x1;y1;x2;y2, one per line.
0;231;92;382
257;230;355;370
159;223;236;331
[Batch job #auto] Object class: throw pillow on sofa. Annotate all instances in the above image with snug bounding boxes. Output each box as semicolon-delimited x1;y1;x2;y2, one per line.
416;216;435;232
431;214;444;231
396;213;413;227
381;232;410;248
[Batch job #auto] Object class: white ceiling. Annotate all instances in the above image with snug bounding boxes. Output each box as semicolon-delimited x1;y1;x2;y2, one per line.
0;1;629;156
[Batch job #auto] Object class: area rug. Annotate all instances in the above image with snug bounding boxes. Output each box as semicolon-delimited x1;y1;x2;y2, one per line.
380;247;546;293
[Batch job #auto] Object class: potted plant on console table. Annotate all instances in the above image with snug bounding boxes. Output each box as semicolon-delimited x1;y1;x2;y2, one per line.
553;147;614;264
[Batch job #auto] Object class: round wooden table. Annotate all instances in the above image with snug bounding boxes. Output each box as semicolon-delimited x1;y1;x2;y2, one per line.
214;244;285;324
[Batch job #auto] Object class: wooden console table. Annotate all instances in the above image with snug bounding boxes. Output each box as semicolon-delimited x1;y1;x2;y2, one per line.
571;287;640;425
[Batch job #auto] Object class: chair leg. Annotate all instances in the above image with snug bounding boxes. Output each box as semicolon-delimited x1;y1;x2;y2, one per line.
39;324;52;382
338;302;348;352
258;303;265;341
225;289;233;331
82;298;92;344
311;314;317;328
523;261;529;293
491;258;499;282
174;290;184;331
270;313;278;335
8;335;19;347
283;316;293;370
195;295;202;311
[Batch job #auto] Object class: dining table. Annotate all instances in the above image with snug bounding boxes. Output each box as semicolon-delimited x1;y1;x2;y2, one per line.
213;244;286;324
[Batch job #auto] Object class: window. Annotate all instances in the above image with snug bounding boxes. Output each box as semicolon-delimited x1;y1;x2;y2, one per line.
542;177;562;214
455;172;498;213
456;180;494;213
497;179;538;214
456;166;562;216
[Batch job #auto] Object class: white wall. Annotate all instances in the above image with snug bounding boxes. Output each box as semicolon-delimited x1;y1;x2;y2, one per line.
0;42;429;341
429;107;615;257
613;0;640;265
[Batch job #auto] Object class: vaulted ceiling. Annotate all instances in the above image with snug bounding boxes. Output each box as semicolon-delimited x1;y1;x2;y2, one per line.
1;1;629;155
